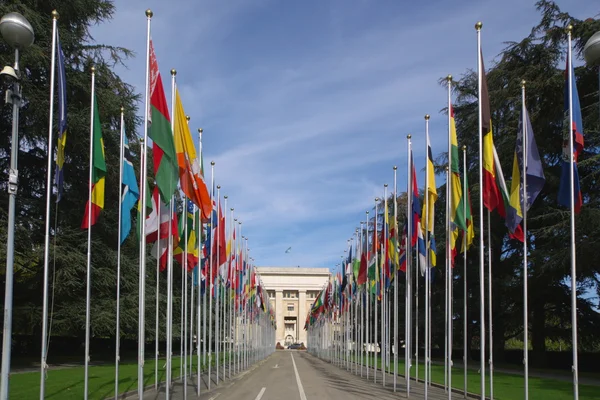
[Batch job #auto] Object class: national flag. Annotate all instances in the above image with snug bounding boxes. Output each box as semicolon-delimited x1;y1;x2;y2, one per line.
82;95;106;229
558;56;584;213
148;40;178;200
174;200;199;271
410;151;421;247
460;171;475;253
173;89;212;220
55;30;67;202
421;131;437;268
120;133;140;244
507;108;546;236
480;52;524;241
145;187;179;270
449;104;466;265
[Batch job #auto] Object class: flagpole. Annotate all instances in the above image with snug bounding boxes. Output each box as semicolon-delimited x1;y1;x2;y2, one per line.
83;65;96;400
475;21;486;400
40;11;58;399
487;209;493;399
520;80;529;400
424;114;430;399
360;222;365;378
155;200;160;390
229;208;235;379
446;73;453;398
566;25;579;400
197;129;203;396
374;198;379;385
139;10;153;399
381;186;387;387
393;166;398;392
190;204;196;381
115;107;125;400
208;165;215;390
184;193;189;397
365;211;370;381
462;145;468;399
406;135;413;395
216;190;223;385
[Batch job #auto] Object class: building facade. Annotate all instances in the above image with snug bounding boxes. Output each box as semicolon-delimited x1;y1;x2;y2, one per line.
256;267;330;347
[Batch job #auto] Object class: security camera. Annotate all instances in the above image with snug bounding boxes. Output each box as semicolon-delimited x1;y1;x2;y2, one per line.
0;65;18;83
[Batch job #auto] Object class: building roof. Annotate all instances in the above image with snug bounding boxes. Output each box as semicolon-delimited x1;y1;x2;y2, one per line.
256;266;330;276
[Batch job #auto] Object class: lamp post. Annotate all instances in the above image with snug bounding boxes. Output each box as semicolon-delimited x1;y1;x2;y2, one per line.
583;30;600;117
0;11;34;399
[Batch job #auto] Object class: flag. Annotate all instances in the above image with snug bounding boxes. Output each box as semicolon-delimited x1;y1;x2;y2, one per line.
449;104;466;264
421;131;437;268
148;40;178;200
480;53;503;213
480;52;524;241
410;151;421;247
173;89;212;220
120;133;140;243
174;200;199;272
460;170;475;252
55;30;67;202
507;108;546;236
558;56;584;213
82;95;106;229
145;187;179;271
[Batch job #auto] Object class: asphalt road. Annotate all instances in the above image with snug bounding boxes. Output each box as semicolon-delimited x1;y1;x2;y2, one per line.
165;350;452;400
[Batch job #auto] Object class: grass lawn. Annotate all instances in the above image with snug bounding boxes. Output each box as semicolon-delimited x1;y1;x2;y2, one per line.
9;353;232;400
351;354;597;400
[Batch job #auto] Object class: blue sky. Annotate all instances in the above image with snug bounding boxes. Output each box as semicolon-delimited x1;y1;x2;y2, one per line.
91;0;596;271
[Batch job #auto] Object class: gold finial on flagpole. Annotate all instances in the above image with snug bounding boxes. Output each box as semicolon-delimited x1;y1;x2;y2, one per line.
224;195;228;199
475;21;483;30
217;185;221;190
171;69;176;76
146;9;153;18
446;74;452;82
566;24;573;33
90;66;95;73
384;184;388;188
462;145;467;151
52;10;59;19
198;128;203;133
445;166;449;172
393;166;397;171
186;115;190;122
211;161;215;166
425;114;430;120
521;80;526;88
120;106;124;112
407;134;412;139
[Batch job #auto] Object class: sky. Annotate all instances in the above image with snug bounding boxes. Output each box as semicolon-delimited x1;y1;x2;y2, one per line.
90;0;596;272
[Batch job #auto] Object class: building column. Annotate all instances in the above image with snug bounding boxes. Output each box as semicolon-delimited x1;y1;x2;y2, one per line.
275;290;283;346
298;290;307;345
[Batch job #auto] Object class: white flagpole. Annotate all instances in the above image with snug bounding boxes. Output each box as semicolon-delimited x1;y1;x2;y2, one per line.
138;10;153;398
40;11;58;399
566;25;579;400
196;128;204;396
462;145;469;399
189;205;196;381
488;209;493;399
229;208;235;379
447;74;453;398
475;21;486;400
366;211;370;381
83;65;96;400
155;195;160;391
165;68;178;400
115;107;125;400
393;166;398;393
382;185;388;388
208;163;215;390
374;198;379;385
216;190;223;385
184;193;189;397
521;79;529;400
406;134;413;395
424;114;430;399
360;223;365;378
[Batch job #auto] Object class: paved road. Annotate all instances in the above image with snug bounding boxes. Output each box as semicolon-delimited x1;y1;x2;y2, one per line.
141;351;454;399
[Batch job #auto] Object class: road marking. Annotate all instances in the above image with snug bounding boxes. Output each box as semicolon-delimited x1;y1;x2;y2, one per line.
290;353;307;400
208;394;221;400
254;387;266;400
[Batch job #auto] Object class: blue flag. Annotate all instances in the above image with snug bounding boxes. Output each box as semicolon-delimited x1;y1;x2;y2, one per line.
55;30;67;202
120;134;140;243
558;56;584;213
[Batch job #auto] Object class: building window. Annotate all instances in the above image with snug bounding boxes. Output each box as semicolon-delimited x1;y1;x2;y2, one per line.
283;290;298;299
287;304;294;312
307;290;319;299
268;290;275;299
285;323;295;331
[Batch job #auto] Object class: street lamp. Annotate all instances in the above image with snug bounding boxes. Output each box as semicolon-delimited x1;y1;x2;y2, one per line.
583;31;600;117
0;11;34;399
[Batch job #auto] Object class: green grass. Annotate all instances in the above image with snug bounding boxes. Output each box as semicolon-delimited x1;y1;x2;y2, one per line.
350;354;597;400
9;353;233;400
